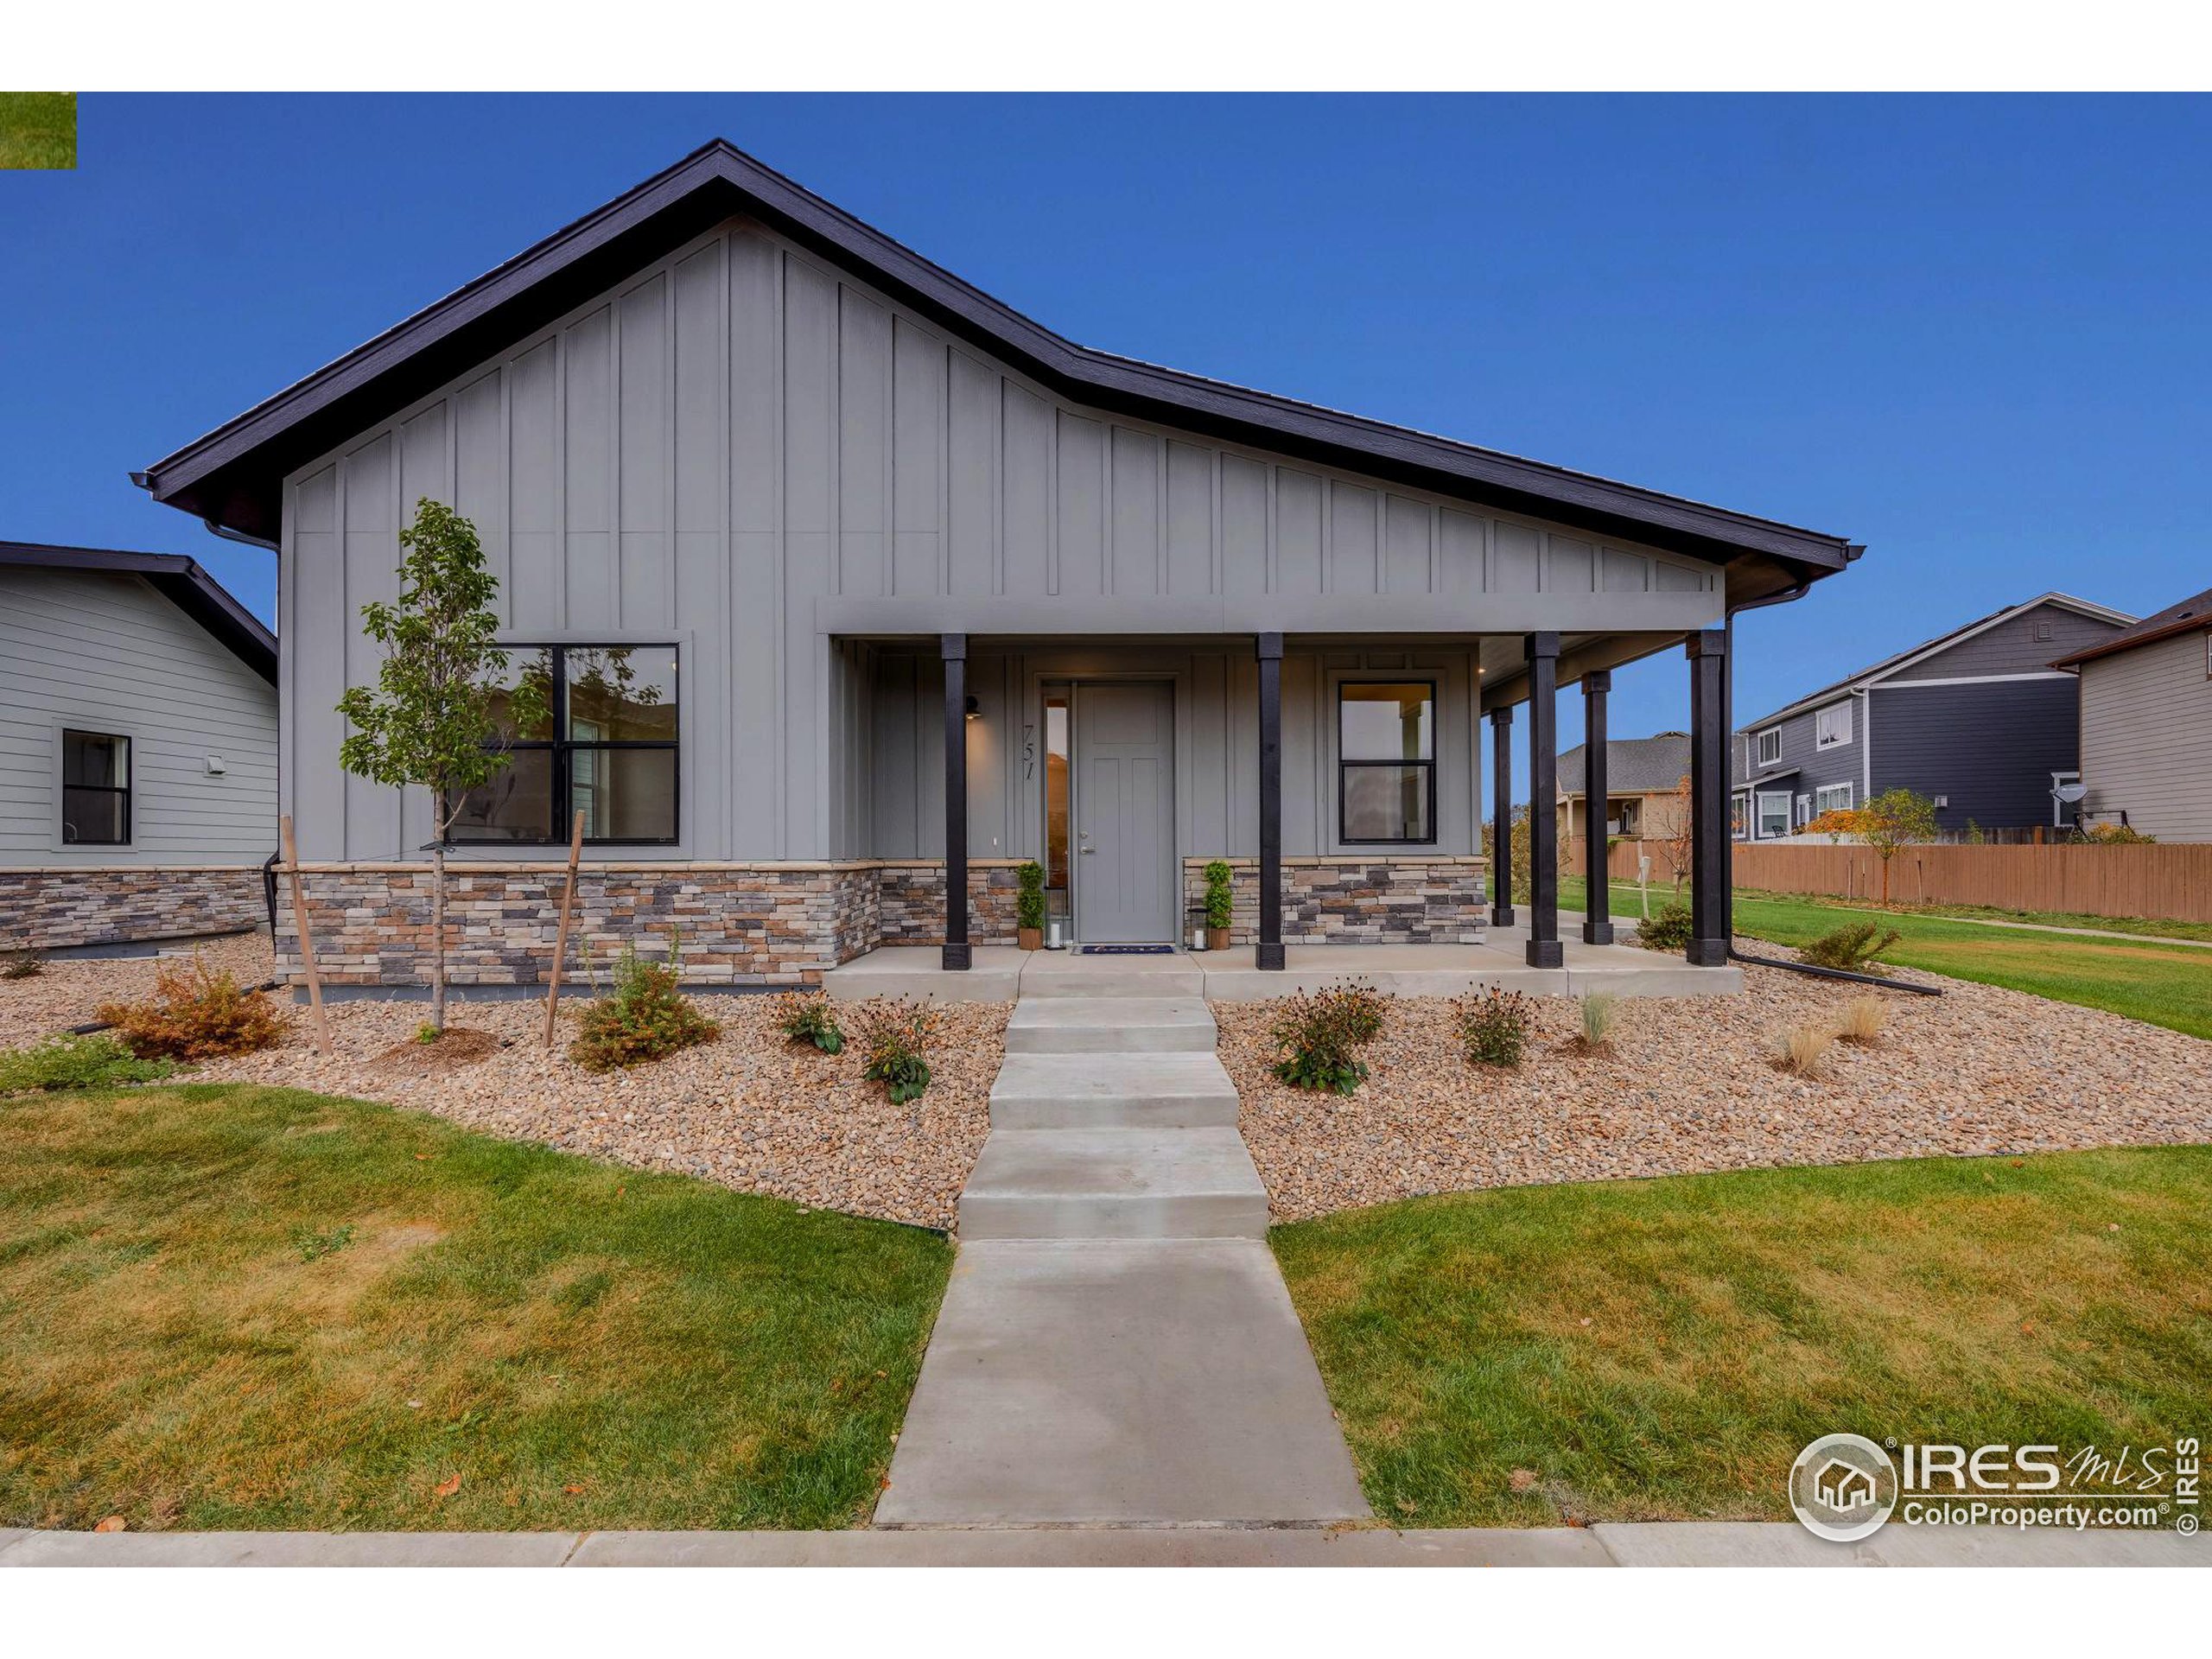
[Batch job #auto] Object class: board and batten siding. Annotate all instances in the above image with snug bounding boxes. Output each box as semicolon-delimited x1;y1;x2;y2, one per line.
0;568;278;867
2077;629;2212;842
282;214;1720;861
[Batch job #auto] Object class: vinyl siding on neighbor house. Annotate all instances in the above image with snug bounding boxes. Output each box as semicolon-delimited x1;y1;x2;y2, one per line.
1733;699;1862;833
2077;628;2212;841
0;568;278;866
1883;601;2121;682
1868;677;2080;831
281;213;1721;863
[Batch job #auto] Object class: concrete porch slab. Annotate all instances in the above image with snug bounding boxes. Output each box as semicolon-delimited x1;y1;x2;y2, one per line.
821;944;1027;1002
874;1239;1370;1528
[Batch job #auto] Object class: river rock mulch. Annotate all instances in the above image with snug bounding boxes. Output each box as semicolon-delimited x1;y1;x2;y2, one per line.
0;931;274;1040
1216;950;2212;1222
181;992;1007;1230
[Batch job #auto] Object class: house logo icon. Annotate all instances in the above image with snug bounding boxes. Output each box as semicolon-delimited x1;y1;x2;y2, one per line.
1789;1434;1898;1542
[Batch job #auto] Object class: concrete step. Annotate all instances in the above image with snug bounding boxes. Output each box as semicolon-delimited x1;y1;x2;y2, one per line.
1004;996;1217;1055
989;1052;1242;1128
1017;953;1205;998
957;1128;1269;1241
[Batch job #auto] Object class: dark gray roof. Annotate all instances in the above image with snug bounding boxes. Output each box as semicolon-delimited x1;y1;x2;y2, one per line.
0;541;276;684
1557;732;1691;798
137;139;1858;592
2052;583;2212;668
1737;591;2133;731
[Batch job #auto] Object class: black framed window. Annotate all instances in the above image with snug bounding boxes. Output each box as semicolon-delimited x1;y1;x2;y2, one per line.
1338;682;1435;844
448;645;678;845
61;729;131;846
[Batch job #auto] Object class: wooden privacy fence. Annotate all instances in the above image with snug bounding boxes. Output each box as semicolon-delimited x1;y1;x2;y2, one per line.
1571;836;2212;925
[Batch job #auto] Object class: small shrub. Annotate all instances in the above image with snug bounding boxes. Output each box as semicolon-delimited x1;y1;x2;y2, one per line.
1574;992;1621;1053
1774;1022;1835;1076
2085;821;2155;844
775;990;844;1055
0;1032;175;1094
1837;995;1887;1046
852;996;937;1103
1458;987;1532;1070
2;949;46;980
1799;921;1903;975
1636;900;1694;952
1270;981;1389;1095
1015;861;1046;931
98;955;284;1060
416;1022;442;1045
568;936;719;1073
1203;861;1235;931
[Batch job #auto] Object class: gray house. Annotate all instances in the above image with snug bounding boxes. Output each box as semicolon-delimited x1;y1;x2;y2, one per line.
2056;583;2212;841
0;543;279;948
1732;593;2134;841
135;141;1859;986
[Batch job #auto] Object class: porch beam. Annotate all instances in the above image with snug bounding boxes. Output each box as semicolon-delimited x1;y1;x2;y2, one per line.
1256;632;1285;971
1687;628;1730;966
1523;632;1563;969
1488;705;1515;928
1580;669;1614;946
942;632;969;971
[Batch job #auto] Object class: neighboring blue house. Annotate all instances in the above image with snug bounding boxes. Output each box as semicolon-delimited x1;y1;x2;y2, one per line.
1732;594;2135;841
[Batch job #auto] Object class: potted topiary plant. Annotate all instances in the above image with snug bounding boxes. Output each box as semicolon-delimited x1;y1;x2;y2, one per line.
1015;860;1046;951
1204;860;1234;952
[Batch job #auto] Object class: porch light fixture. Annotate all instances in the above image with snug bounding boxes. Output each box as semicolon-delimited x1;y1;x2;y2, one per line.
964;696;981;721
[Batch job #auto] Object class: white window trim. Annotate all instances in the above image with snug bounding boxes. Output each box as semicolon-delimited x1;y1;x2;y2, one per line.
1755;727;1783;766
1753;788;1792;840
1815;782;1853;814
1815;701;1853;750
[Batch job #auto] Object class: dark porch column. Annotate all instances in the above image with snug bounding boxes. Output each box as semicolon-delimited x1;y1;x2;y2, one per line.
1687;629;1730;966
1256;632;1285;971
941;632;969;971
1489;705;1515;928
1580;669;1614;946
1523;632;1563;969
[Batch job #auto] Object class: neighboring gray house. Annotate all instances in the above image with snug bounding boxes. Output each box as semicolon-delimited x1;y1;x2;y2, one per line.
2055;583;2212;841
0;543;279;948
134;140;1859;986
1732;593;2134;841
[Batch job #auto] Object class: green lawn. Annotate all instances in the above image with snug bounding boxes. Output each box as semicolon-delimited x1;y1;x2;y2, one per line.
0;1084;950;1532
1274;1147;2212;1528
0;92;76;169
1560;875;2212;1040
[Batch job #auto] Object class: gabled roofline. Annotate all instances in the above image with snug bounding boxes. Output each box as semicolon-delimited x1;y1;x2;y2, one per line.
137;139;1858;583
1737;592;2135;731
2051;583;2212;669
0;541;277;684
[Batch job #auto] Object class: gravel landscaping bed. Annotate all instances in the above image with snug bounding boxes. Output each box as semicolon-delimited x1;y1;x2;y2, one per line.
0;931;273;1041
1217;948;2212;1222
181;992;1005;1230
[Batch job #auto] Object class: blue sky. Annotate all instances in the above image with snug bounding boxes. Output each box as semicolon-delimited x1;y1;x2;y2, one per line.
4;94;2206;797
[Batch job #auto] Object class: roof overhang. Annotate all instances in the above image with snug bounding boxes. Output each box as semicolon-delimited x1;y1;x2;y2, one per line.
138;140;1859;597
0;542;277;684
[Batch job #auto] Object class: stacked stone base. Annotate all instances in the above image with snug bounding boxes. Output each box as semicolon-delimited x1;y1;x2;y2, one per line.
1;868;267;951
273;861;1027;989
1183;855;1489;946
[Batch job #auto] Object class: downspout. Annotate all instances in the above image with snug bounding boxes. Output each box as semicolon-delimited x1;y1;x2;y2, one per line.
1720;551;1936;995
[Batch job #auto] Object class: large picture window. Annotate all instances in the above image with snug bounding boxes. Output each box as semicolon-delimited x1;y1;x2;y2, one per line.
1338;682;1434;844
62;729;130;845
448;645;678;845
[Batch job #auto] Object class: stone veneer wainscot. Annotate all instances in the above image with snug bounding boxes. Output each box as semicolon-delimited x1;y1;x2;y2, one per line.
1182;855;1489;946
1;868;268;951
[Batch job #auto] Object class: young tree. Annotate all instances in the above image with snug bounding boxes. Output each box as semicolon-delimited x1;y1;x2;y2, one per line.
1856;787;1940;905
1653;773;1694;895
335;500;543;1033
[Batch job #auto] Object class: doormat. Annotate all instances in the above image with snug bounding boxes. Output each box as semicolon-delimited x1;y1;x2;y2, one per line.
1078;944;1177;956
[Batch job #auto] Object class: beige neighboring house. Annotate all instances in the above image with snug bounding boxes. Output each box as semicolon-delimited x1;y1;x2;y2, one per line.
2053;583;2212;842
1555;731;1692;868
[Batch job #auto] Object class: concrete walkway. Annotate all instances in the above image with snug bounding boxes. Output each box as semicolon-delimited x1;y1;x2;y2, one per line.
874;957;1369;1528
3;1523;2194;1567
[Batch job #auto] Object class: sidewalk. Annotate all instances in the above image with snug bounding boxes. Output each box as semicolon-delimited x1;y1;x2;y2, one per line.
0;1522;2195;1567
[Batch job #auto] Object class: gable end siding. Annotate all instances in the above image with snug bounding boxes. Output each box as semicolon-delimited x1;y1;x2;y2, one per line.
1885;601;2126;683
2077;630;2212;841
1866;678;2080;830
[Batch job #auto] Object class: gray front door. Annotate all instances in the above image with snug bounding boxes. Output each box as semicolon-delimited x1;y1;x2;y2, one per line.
1073;682;1177;944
